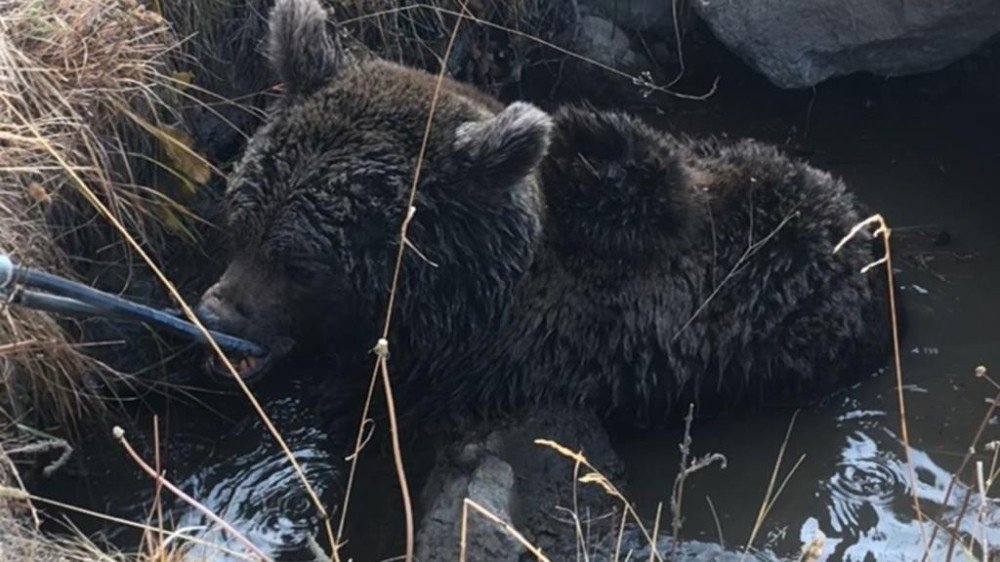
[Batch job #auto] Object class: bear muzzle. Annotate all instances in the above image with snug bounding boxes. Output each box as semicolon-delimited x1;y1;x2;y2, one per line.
195;285;294;384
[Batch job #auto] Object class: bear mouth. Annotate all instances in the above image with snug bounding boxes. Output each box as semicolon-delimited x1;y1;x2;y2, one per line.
206;352;274;383
203;335;295;384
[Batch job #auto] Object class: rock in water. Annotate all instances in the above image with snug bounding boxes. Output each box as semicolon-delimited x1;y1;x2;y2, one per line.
416;409;625;561
694;0;1000;88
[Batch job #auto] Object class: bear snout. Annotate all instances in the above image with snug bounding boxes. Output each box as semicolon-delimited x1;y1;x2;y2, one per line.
195;282;287;383
195;284;250;337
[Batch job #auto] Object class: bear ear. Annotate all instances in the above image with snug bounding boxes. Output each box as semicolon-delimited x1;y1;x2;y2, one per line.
548;106;639;164
546;106;688;192
541;107;699;247
453;102;553;188
267;0;342;95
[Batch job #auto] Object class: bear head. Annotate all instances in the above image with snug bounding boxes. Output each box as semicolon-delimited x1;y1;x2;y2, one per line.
196;0;552;382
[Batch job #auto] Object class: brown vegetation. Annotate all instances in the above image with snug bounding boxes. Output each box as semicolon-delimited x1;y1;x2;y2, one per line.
0;0;199;431
0;0;210;557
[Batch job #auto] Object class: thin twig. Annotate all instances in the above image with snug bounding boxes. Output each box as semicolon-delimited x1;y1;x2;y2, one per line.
4;489;257;561
0;441;41;530
939;384;1000;561
153;415;165;560
665;0;686;89
338;4;719;101
357;4;471;561
613;502;629;562
671;405;695;561
536;439;665;562
705;496;725;548
336;361;381;543
975;461;989;561
4;437;73;478
571;452;590;562
460;498;551;562
836;214;927;548
741;411;799;560
673;205;801;341
649;502;663;562
459;496;470;561
378;352;416;562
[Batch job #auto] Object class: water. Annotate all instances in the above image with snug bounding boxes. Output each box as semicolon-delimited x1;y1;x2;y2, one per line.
42;55;1000;561
158;390;337;560
42;361;406;561
43;381;332;560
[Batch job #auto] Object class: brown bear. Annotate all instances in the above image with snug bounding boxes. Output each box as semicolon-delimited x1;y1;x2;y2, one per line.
195;0;889;426
438;107;891;424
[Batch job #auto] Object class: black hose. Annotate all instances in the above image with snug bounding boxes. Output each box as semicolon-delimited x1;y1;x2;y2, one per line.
13;289;113;319
0;256;267;357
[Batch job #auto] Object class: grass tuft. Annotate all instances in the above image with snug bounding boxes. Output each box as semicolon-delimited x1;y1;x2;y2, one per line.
0;0;201;431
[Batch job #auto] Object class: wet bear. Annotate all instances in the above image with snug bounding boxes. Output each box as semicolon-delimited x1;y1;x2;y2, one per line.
442;108;892;424
196;0;889;425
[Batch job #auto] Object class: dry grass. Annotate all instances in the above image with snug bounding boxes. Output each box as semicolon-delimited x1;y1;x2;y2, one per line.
2;421;270;561
0;0;207;431
1;426;180;562
334;1;718;100
0;1;226;556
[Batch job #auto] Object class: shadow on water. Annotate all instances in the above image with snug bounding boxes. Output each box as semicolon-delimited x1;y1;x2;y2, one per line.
41;46;1000;562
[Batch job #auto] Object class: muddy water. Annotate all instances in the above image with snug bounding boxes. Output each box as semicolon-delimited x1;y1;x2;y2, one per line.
42;58;1000;561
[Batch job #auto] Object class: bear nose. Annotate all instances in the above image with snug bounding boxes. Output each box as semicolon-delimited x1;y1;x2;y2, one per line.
194;300;223;330
195;286;246;335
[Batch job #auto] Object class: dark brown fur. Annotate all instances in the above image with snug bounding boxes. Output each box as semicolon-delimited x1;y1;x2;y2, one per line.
196;0;551;382
434;110;890;425
198;0;890;426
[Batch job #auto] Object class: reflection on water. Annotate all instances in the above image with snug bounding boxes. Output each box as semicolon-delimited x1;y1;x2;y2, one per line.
825;426;906;532
40;372;346;562
161;392;338;561
815;412;1000;560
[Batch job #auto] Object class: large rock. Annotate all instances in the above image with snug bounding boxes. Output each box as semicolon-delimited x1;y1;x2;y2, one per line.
557;14;654;98
694;0;1000;88
414;409;775;561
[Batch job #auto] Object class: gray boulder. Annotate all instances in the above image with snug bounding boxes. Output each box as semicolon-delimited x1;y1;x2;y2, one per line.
694;0;1000;88
557;14;654;98
414;409;781;560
